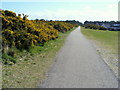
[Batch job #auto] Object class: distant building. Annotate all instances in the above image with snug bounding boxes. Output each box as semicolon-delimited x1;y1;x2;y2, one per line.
110;24;120;31
84;21;120;31
101;23;112;30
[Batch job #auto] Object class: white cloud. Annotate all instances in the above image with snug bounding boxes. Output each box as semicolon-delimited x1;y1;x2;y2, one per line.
26;3;118;23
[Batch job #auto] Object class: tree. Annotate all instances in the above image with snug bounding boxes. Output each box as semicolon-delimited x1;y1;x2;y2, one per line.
22;14;28;20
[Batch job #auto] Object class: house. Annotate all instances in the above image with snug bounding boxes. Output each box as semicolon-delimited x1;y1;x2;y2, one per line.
110;24;120;31
84;21;120;31
101;23;111;30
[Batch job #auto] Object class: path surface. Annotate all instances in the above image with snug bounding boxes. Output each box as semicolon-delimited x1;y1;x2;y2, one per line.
39;27;118;88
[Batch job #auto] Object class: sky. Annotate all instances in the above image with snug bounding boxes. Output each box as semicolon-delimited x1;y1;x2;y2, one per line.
1;0;120;23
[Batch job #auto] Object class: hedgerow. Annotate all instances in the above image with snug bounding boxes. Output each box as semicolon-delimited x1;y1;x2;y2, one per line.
1;10;78;64
84;24;107;30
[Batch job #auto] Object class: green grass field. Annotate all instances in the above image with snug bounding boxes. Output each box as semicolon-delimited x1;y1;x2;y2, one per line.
81;27;118;55
2;27;77;88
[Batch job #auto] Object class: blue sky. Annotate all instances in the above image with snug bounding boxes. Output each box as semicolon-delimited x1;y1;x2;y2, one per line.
1;0;119;22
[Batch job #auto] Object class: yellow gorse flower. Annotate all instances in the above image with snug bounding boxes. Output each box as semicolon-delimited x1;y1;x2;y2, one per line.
2;9;77;50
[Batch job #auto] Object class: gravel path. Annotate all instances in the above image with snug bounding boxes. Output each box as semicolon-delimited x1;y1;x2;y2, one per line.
39;27;118;88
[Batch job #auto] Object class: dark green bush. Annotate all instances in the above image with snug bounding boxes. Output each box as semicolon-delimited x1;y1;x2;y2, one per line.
4;10;16;17
8;50;15;57
84;24;107;30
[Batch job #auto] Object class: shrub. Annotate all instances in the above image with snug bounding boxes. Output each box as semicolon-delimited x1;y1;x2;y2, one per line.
4;10;16;17
84;24;107;30
1;9;78;64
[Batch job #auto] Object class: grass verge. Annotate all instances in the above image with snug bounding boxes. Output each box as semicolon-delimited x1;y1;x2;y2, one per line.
2;27;77;88
81;27;118;77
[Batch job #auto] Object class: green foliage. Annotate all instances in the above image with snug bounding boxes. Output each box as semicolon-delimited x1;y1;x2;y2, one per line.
46;21;77;33
81;27;118;53
84;24;107;30
8;49;16;57
1;9;78;65
4;10;16;17
2;54;17;65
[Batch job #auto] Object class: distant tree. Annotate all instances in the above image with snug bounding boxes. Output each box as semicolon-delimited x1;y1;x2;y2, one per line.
22;14;28;20
35;19;39;22
40;19;45;21
84;21;88;25
18;14;21;17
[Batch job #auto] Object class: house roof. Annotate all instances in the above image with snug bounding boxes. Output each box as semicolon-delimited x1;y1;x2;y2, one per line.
101;23;111;28
113;24;120;27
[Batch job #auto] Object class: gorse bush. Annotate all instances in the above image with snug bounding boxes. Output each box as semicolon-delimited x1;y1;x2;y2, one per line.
44;21;77;33
1;10;78;64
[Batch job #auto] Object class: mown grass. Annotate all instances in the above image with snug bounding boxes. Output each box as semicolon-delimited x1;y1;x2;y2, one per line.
81;27;118;55
2;27;77;88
